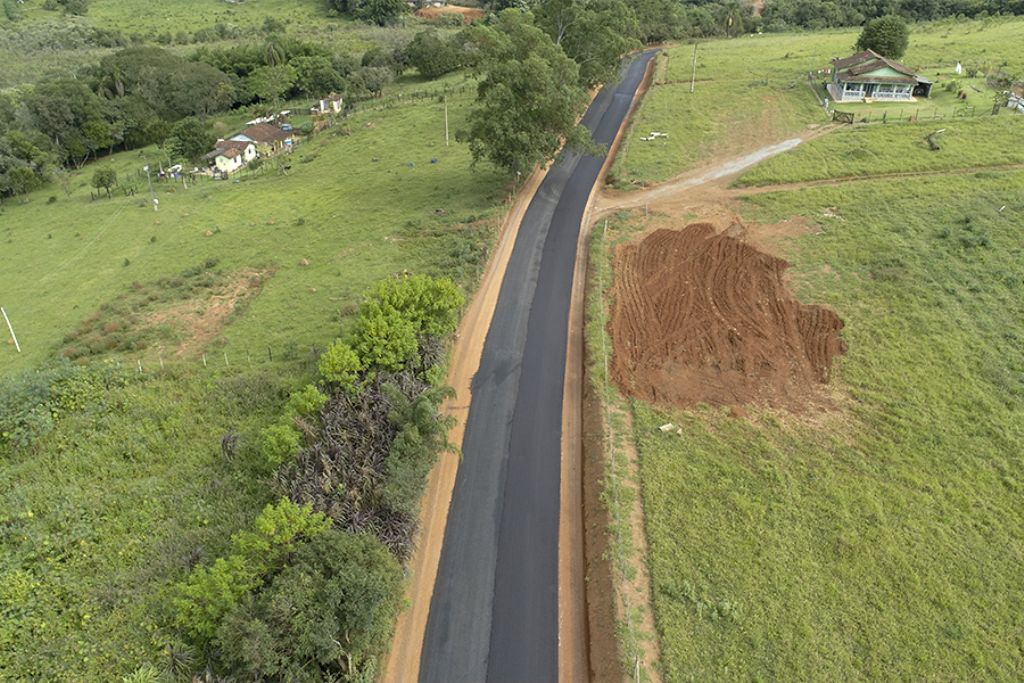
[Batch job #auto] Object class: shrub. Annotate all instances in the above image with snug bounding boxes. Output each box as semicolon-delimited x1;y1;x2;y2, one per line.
173;499;329;644
261;422;302;466
318;340;363;388
369;274;464;338
285;384;328;419
352;303;419;372
217;530;402;681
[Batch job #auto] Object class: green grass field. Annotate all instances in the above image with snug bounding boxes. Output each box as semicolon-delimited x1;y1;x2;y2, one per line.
594;110;1024;680
0;0;429;88
0;72;506;679
736;115;1024;185
610;17;1024;187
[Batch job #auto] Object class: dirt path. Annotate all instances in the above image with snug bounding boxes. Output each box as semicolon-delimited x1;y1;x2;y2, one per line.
380;165;549;683
599;124;839;216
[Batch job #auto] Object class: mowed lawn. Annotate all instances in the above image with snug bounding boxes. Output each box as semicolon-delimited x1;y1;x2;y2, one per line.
0;76;505;679
626;124;1024;678
611;17;1024;187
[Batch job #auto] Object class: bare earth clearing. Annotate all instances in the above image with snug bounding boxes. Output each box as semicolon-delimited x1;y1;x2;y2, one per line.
609;223;846;411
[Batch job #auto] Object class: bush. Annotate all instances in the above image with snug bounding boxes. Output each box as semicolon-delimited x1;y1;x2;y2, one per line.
285;384;328;419
173;499;329;644
318;340;363;389
217;530;402;681
352;303;419;372
261;422;302;466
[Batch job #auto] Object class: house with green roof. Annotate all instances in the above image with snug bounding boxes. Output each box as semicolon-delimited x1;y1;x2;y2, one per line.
828;50;932;103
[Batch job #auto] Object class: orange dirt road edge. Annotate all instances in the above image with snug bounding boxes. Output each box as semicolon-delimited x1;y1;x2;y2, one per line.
560;51;658;683
381;165;551;683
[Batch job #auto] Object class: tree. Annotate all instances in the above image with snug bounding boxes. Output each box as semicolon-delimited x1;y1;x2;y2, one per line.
856;15;909;60
244;64;298;103
173;499;330;644
217;530;403;682
406;29;464;79
536;0;641;87
165;116;214;162
91;168;117;198
318;340;363;389
291;54;345;96
369;274;464;338
462;11;591;176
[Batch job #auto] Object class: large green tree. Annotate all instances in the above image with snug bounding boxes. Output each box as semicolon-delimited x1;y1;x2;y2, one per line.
856;14;910;60
462;10;590;176
165;117;215;162
536;0;641;87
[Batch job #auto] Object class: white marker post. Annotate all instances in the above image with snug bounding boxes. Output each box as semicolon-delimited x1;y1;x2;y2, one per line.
1;306;21;353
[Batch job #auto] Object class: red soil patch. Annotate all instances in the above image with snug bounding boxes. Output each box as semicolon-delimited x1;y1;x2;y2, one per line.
415;5;484;23
609;223;845;410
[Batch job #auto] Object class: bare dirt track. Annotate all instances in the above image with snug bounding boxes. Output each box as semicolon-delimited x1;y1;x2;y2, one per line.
609;223;846;410
414;5;484;22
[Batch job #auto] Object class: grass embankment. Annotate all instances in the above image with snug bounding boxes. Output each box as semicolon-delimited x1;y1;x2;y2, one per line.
736;115;1024;186
585;216;662;681
602;120;1024;679
610;17;1024;187
0;75;505;679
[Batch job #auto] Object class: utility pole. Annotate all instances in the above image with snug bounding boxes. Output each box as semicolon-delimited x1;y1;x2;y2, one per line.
444;95;450;147
144;164;158;211
1;307;21;353
690;42;698;94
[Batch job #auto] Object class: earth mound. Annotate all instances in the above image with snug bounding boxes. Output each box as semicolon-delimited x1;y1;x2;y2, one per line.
609;223;845;410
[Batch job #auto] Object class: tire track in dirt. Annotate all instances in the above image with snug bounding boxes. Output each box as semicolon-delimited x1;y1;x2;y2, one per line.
609;223;846;411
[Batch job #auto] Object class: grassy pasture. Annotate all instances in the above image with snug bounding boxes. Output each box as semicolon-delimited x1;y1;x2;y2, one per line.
736;114;1024;185
0;72;505;679
610;17;1024;187
596;110;1024;680
0;72;502;374
0;0;428;87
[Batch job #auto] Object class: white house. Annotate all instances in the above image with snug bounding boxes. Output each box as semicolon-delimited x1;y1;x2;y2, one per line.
828;50;932;103
205;140;257;174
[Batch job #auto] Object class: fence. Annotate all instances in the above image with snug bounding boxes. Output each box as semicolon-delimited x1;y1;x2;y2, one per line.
831;104;992;125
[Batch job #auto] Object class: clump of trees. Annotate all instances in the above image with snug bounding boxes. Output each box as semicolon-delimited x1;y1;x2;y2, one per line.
172;274;464;680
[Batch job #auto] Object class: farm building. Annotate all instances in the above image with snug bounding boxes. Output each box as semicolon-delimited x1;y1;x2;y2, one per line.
230;123;291;156
828;50;932;102
205;140;257;174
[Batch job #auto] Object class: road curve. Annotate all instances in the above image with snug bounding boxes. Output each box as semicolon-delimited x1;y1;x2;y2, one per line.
420;51;658;683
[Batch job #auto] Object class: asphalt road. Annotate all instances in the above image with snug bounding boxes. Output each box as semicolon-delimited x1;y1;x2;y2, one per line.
420;50;657;683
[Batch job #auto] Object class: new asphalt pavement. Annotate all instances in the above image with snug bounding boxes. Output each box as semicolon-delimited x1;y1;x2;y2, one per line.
420;50;658;683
